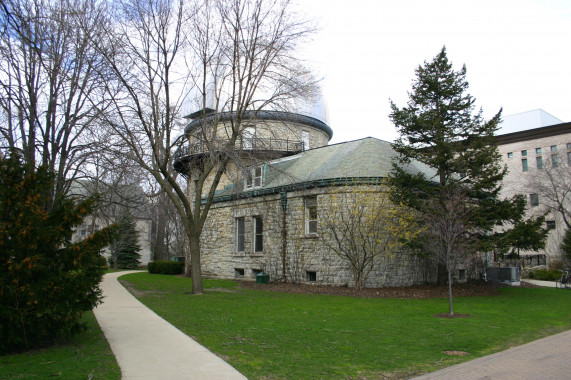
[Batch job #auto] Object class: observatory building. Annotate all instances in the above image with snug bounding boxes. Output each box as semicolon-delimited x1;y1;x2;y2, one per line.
173;95;440;287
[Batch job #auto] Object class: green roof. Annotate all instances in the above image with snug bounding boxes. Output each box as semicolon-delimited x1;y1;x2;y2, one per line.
214;137;436;200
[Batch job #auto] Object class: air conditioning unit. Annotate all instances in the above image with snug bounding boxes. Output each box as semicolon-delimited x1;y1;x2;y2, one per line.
486;267;520;286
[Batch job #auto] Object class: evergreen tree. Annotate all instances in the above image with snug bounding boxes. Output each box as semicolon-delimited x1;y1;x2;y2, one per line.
110;213;141;269
389;47;547;314
561;228;571;260
0;153;118;353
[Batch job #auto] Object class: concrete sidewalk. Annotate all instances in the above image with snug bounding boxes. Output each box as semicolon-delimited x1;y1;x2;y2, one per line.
521;278;557;287
411;329;571;380
93;271;247;380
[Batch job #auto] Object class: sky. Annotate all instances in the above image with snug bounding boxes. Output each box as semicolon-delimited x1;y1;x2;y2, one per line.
294;0;571;144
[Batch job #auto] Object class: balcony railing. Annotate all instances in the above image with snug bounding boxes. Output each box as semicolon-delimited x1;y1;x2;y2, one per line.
174;136;305;162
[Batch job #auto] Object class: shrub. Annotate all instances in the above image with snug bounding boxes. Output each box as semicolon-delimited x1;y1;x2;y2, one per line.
528;269;561;281
0;153;118;353
148;261;184;275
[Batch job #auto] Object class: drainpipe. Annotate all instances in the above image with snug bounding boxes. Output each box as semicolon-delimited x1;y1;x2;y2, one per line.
280;191;288;280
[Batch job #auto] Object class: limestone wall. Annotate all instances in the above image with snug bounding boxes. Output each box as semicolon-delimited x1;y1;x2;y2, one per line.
199;186;436;287
187;119;330;150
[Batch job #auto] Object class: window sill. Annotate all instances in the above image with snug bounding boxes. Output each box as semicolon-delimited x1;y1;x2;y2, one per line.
304;234;319;239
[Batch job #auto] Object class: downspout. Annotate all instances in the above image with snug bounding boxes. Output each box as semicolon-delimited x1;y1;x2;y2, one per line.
280;190;288;281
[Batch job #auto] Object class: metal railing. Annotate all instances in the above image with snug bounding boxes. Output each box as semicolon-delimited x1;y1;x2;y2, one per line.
174;136;305;161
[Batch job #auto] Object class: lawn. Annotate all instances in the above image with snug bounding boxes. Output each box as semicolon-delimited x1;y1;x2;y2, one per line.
120;272;571;379
0;311;120;380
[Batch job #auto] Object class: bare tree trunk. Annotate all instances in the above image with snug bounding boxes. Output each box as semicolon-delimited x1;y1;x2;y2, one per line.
447;268;454;316
189;232;203;294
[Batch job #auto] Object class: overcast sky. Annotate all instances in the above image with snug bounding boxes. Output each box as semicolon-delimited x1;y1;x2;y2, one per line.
295;0;571;144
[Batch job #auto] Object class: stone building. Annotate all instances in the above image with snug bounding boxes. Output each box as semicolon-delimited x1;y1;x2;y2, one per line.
70;181;153;266
495;110;571;266
174;104;440;287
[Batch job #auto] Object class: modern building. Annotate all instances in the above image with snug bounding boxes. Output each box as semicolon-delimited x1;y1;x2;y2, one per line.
495;110;571;266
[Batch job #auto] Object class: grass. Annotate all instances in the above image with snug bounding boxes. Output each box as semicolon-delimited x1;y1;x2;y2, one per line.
120;273;571;379
0;311;121;380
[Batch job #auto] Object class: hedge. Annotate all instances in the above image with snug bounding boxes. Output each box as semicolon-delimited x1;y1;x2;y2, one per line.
147;261;184;275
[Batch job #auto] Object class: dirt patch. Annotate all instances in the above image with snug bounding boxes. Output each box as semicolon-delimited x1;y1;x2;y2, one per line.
238;281;508;299
442;350;470;356
435;313;471;318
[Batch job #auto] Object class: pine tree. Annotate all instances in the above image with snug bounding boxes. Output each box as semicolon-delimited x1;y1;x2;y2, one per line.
110;213;141;269
389;47;547;315
561;228;571;260
0;152;118;353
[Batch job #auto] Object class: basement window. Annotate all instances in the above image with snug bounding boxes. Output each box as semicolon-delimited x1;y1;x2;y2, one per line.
546;221;556;230
235;268;245;278
252;269;262;277
306;271;316;282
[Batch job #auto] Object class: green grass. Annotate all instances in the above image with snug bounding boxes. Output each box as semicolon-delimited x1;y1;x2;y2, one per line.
0;311;121;380
121;273;571;379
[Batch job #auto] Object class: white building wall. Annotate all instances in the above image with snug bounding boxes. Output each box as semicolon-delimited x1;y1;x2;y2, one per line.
497;127;571;264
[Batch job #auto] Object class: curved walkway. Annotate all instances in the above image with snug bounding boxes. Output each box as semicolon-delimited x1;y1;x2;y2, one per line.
411;329;571;379
93;271;247;380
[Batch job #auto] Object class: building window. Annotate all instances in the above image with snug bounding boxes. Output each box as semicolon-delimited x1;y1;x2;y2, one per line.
302;130;310;150
245;165;263;189
552;154;558;167
546;220;556;230
551;145;557;152
458;269;466;282
522;158;528;172
235;268;245;278
536;147;542;155
568;152;571;166
521;150;527;156
306;271;317;282
243;126;256;149
305;196;318;235
536;156;543;169
236;217;245;253
529;193;539;207
254;216;263;253
507;152;513;159
567;143;571;150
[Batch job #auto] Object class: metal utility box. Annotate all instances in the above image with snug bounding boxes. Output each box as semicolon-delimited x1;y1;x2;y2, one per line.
486;267;520;286
256;272;270;284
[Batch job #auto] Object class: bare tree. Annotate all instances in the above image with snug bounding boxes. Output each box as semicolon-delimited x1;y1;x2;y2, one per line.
319;184;421;290
0;0;111;202
528;161;571;230
95;0;315;293
418;187;476;316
